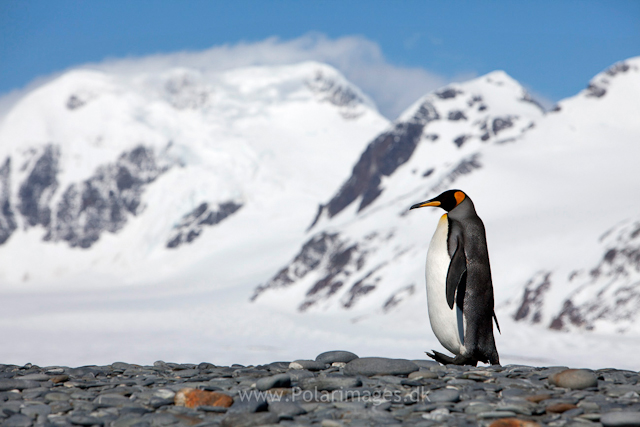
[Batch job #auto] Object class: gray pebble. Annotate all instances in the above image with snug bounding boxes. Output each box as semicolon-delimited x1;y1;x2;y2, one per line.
228;393;268;414
44;392;70;402
549;369;598;390
221;412;279;427
288;369;315;382
256;373;291;391
16;374;50;382
477;410;517;419
20;403;51;418
427;388;460;403
3;414;33;427
464;402;494;414
343;358;419;377
412;360;440;369
269;400;306;418
0;379;41;391
316;351;359;364
290;360;328;371
601;412;640;427
69;415;105;426
94;393;132;407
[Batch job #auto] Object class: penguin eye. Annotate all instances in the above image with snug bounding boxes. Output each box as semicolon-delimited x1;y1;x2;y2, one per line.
454;191;465;206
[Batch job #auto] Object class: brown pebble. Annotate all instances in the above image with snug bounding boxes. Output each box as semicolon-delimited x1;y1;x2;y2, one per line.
525;394;551;403
50;375;69;384
545;403;578;414
489;418;541;427
175;388;233;409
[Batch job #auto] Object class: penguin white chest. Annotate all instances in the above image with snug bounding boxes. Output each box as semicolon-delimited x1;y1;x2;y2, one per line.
425;214;465;355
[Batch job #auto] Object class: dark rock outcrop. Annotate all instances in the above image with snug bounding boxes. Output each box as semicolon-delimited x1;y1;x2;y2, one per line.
167;201;243;248
0;158;16;244
18;144;60;229
513;272;552;324
320;100;440;219
47;145;167;248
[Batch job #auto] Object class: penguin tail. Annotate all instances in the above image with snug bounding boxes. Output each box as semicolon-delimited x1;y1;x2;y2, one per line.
426;350;455;365
493;310;501;334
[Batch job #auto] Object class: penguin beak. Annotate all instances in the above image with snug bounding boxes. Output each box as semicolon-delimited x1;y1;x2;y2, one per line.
410;200;440;210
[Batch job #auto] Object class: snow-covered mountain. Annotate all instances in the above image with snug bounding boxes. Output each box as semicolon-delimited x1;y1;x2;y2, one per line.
253;57;640;342
0;62;389;289
1;55;640;370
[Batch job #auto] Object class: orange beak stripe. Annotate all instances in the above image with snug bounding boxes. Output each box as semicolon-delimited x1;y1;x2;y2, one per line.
418;201;440;208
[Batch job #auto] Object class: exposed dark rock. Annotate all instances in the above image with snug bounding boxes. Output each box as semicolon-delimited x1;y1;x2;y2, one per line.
167;201;243;248
586;83;607;98
454;135;470;147
66;95;86;110
547;219;640;332
307;70;363;118
48;145;167;248
382;284;415;313
422;168;434;178
430;153;482;193
467;95;483;106
18;144;59;228
341;268;382;308
513;272;552;324
550;300;586;331
251;232;340;301
605;61;630;77
0;158;16;244
300;241;359;311
520;92;546;113
319;100;440;220
492;116;515;135
448;110;467;121
436;88;462;99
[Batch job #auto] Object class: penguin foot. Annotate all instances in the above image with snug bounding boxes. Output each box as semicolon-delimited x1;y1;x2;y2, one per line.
426;350;479;366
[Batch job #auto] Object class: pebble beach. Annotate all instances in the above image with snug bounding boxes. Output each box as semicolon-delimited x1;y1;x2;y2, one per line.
1;351;640;427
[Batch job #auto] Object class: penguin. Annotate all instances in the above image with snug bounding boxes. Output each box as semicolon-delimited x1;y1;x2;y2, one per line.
410;189;500;366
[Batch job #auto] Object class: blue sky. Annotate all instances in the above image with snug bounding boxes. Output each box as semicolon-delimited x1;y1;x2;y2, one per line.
1;0;639;118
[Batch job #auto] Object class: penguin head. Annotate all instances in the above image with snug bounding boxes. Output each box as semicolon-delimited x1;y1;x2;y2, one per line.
410;189;468;212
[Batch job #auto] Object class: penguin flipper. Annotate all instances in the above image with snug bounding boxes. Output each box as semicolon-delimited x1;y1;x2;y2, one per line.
446;239;467;310
493;311;501;334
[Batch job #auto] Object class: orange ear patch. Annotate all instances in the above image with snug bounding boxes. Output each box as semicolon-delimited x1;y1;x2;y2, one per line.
454;191;465;205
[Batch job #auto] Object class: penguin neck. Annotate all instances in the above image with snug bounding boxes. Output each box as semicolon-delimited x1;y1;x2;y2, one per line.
448;197;477;221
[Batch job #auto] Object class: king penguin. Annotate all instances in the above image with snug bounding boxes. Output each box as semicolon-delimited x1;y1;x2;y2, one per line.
410;189;500;366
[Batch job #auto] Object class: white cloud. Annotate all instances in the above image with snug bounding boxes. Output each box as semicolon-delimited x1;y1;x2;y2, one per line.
2;34;554;120
85;33;452;120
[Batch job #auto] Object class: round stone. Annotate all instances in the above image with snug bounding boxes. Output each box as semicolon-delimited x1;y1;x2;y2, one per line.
343;357;419;377
489;419;542;427
315;351;359;364
548;369;598;390
255;373;291;391
289;360;327;371
409;370;438;380
3;414;33;427
427;388;460;403
600;411;640;427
